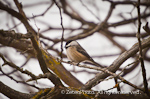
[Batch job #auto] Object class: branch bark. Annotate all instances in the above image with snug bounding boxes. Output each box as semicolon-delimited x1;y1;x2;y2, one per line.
136;0;149;96
0;81;33;99
0;30;35;56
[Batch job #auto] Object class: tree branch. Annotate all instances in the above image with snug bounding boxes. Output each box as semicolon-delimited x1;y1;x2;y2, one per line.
53;0;65;59
82;36;150;90
136;0;149;96
0;81;34;99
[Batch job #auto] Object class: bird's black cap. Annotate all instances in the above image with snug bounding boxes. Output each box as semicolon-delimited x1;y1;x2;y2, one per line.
65;40;73;49
66;40;73;45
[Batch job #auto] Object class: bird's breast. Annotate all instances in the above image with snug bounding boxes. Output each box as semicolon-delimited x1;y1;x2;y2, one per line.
66;47;88;63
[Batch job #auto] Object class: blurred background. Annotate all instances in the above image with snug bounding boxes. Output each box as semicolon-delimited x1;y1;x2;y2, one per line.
0;0;150;98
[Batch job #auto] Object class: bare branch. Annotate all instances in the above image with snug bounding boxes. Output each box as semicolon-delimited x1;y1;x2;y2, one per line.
0;81;34;99
82;36;150;90
0;67;39;90
136;0;149;96
0;53;37;80
53;0;65;59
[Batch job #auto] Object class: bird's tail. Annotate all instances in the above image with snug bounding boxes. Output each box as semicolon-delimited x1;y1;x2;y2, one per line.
91;61;104;68
84;60;104;68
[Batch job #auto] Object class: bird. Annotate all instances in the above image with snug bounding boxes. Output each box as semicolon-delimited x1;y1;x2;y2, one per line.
65;40;103;67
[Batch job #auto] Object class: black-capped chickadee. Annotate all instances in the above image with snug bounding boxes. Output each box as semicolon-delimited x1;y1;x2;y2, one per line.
65;40;103;67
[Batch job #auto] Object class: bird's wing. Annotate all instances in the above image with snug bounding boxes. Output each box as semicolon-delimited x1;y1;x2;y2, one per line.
76;45;94;61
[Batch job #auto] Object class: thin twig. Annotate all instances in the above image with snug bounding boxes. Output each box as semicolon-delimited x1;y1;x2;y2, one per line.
32;14;40;33
26;72;56;82
53;0;65;59
118;60;139;76
114;78;121;91
29;2;54;19
143;22;150;35
0;67;40;90
79;0;100;21
0;53;37;80
136;0;149;96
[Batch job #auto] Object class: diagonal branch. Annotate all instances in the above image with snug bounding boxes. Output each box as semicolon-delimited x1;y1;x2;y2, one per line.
81;36;150;90
0;81;34;99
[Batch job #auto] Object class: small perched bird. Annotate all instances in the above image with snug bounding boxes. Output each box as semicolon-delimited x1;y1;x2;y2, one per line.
65;40;103;67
